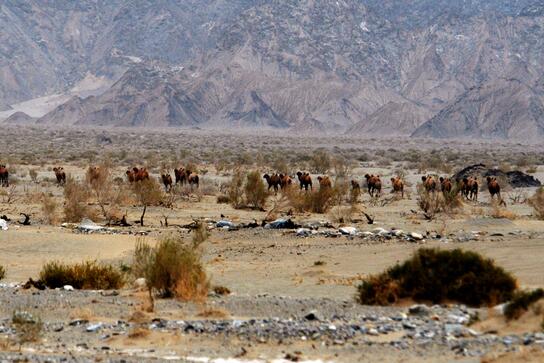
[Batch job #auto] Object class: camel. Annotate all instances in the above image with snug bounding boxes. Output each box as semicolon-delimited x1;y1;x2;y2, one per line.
187;171;199;188
161;173;173;192
317;175;332;189
365;174;382;197
53;167;66;186
390;177;404;197
487;176;502;201
421;175;437;193
263;173;281;193
279;174;292;190
174;167;187;185
296;171;312;191
439;177;452;194
0;165;8;187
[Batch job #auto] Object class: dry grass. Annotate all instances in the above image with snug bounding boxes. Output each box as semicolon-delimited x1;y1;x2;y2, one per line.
490;202;518;220
528;187;544;220
244;170;269;210
63;176;94;223
40;192;58;225
197;308;230;319
69;307;94;321
128;326;151;339
12;310;43;346
39;260;125;290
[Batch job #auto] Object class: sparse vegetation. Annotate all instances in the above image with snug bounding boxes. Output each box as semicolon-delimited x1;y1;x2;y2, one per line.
244;170;269;210
357;248;517;306
63;176;93;222
132;234;209;303
12;310;43;346
504;289;544;320
131;178;164;226
39;260;124;289
529;187;544;220
40;192;58;225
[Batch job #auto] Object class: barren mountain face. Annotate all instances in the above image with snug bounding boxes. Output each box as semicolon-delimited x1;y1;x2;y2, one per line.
2;0;544;139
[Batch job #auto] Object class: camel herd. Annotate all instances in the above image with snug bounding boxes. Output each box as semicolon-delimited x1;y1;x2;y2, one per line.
264;171;505;202
0;164;509;205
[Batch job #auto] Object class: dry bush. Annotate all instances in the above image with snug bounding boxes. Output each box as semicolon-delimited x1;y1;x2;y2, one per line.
40;193;58;225
416;185;462;219
285;186;335;214
12;310;43;346
0;265;5;280
132;234;209;302
357;248;517;306
63;176;94;222
244;170;269;210
0;185;18;204
131;178;164;226
490;201;517;220
39;260;124;289
529;187;544;220
128;327;150;339
85;162;118;223
504;289;544;320
328;205;358;223
310;150;331;174
197;308;229;319
227;169;245;208
29;169;38;183
332;156;351;178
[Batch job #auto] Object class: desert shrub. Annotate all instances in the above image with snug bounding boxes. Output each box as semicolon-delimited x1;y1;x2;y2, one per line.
529;187;544;220
356;248;517;307
0;265;5;280
85;162;118;223
227;169;245;208
417;184;462;219
490;200;517;220
12;310;43;346
40;193;58;225
131;178;164;226
332;156;351;178
504;289;544;320
29;169;38;183
63;176;93;222
244;170;269;210
39;260;124;290
285;186;335;214
310;150;331;174
216;195;230;204
132;234;208;301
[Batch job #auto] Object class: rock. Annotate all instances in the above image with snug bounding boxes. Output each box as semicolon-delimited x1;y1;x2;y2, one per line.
264;218;299;229
409;304;431;316
296;228;312;237
367;328;379;336
0;219;8;231
393;230;404;237
339;226;358;235
86;322;103;332
372;227;388;235
304;310;322;321
216;220;236;228
69;319;89;326
63;285;74;291
409;232;424;240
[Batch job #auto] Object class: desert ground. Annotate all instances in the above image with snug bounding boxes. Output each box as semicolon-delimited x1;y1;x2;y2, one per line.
0;126;543;362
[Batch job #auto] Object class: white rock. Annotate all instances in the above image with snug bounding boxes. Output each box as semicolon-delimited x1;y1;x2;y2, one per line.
339;226;358;235
63;285;74;291
410;232;424;240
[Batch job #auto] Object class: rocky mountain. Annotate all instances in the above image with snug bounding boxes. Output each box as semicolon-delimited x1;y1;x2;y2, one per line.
3;0;544;139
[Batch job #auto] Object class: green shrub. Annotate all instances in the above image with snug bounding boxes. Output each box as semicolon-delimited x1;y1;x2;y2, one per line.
132;234;209;301
357;248;517;307
39;260;124;289
504;288;544;320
